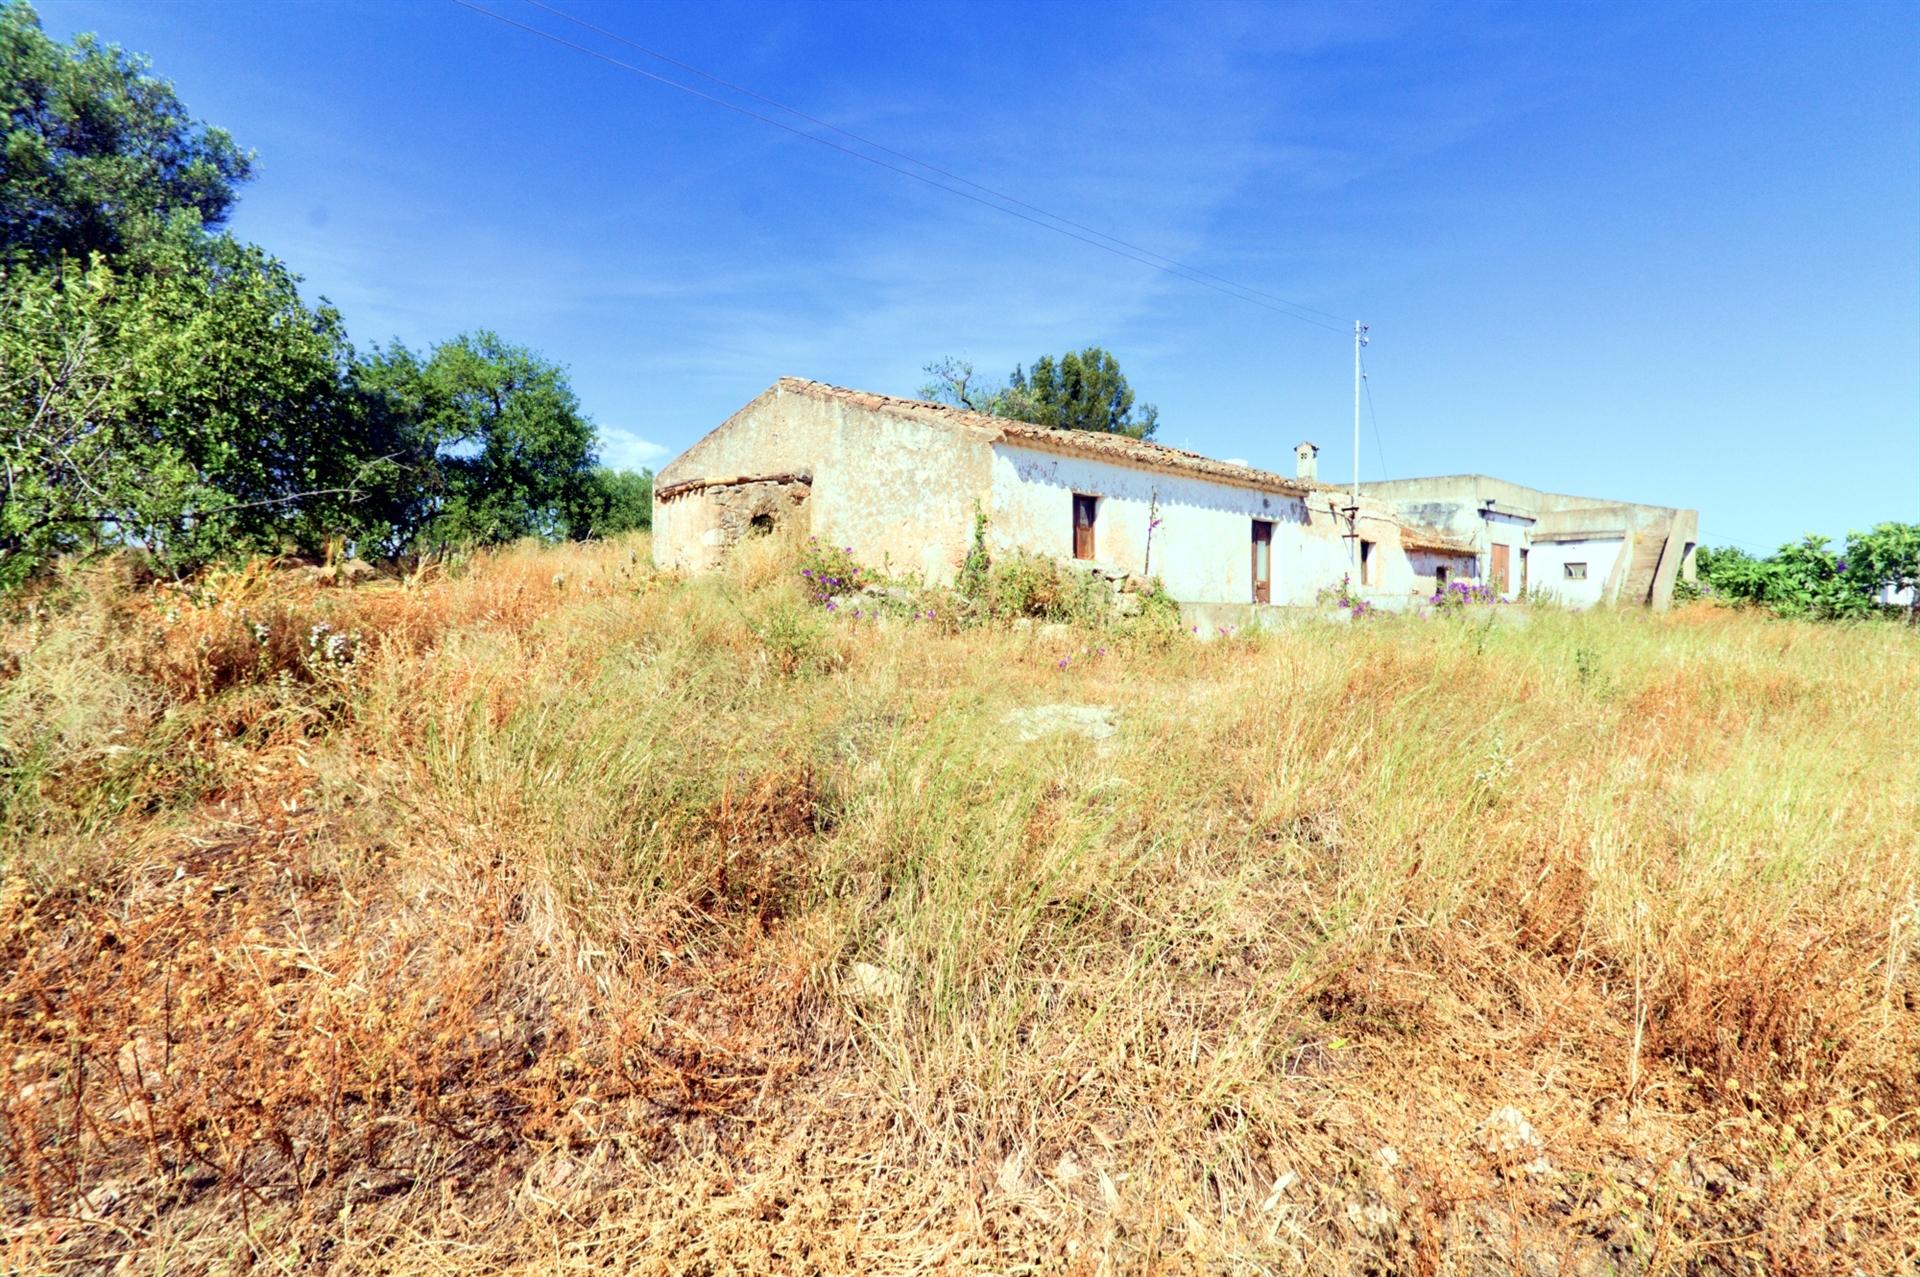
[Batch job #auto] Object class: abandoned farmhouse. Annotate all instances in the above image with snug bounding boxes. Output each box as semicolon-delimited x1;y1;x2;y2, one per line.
653;378;1700;611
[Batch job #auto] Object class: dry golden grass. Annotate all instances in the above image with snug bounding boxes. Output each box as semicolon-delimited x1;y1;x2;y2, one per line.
2;536;1916;1275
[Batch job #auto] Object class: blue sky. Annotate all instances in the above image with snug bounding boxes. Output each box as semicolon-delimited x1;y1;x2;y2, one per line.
40;0;1920;551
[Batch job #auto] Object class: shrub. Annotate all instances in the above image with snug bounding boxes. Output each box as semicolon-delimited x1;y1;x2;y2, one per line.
1317;573;1376;618
1696;525;1920;621
797;538;870;606
986;550;1110;623
1430;579;1499;610
751;601;834;677
957;504;991;600
1134;575;1179;626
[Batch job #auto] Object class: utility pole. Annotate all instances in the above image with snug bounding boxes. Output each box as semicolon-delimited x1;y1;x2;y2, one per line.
1351;321;1369;576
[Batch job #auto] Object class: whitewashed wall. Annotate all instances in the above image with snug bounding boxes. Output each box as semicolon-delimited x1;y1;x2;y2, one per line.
1874;583;1917;608
987;444;1368;605
1482;510;1535;600
1527;537;1625;608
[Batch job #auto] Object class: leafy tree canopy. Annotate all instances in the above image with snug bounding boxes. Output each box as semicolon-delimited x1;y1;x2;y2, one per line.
0;2;652;591
1;0;252;267
0;242;394;585
363;332;600;551
1014;348;1159;440
564;467;653;541
921;346;1160;440
1695;524;1919;621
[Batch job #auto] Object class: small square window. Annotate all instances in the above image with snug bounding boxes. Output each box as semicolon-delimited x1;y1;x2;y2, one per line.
1564;562;1587;581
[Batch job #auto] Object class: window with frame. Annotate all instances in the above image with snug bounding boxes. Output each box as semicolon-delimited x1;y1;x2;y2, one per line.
1359;538;1378;586
1564;562;1588;581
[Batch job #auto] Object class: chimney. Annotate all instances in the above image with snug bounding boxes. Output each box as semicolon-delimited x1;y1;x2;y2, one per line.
1295;441;1320;482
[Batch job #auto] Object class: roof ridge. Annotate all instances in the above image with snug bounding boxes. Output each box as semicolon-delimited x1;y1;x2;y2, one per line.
776;376;1313;496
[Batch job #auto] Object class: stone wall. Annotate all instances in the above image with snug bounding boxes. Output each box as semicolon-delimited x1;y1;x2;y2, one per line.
653;475;812;573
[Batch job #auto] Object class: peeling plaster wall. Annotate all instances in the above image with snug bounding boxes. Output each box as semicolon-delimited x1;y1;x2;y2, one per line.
1355;474;1700;609
658;381;1469;605
655;385;831;491
1349;513;1444;601
1528;537;1626;608
1483;510;1536;601
654;384;993;584
1391;500;1480;544
654;384;840;572
813;404;991;585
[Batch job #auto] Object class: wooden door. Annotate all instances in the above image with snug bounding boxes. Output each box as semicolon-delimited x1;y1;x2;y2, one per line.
1490;543;1510;594
1251;520;1273;603
1073;494;1096;560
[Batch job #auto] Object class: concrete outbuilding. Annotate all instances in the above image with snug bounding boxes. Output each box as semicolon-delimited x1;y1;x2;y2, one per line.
1355;475;1699;609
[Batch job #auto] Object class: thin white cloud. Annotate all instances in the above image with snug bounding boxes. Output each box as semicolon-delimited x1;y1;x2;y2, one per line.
597;426;671;472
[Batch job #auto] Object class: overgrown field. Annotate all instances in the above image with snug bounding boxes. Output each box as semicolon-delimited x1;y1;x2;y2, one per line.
3;535;1916;1275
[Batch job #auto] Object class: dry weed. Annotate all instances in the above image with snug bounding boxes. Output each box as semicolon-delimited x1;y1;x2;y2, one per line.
2;535;1915;1274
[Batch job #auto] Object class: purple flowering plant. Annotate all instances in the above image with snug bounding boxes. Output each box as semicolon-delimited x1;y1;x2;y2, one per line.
799;537;868;607
1317;573;1377;618
1429;579;1499;610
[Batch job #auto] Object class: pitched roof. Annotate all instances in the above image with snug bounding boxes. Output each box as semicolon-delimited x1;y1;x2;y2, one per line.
777;377;1314;497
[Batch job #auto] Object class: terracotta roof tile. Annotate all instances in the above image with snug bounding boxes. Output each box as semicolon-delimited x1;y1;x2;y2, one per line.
777;377;1314;497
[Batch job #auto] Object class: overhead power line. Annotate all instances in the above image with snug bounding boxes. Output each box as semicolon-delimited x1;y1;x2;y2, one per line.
1360;348;1388;480
445;0;1349;333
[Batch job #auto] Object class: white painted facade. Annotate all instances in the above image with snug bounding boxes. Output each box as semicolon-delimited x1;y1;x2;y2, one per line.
1873;583;1916;608
1482;510;1535;601
1407;549;1482;592
1527;537;1625;608
986;444;1348;606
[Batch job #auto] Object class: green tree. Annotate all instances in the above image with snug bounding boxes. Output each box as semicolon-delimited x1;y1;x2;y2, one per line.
563;466;652;540
919;356;1029;417
0;244;399;584
368;332;598;551
0;3;613;587
1014;348;1159;440
1696;525;1920;622
2;253;201;584
921;348;1158;440
2;1;253;267
1842;522;1920;622
1694;545;1769;604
